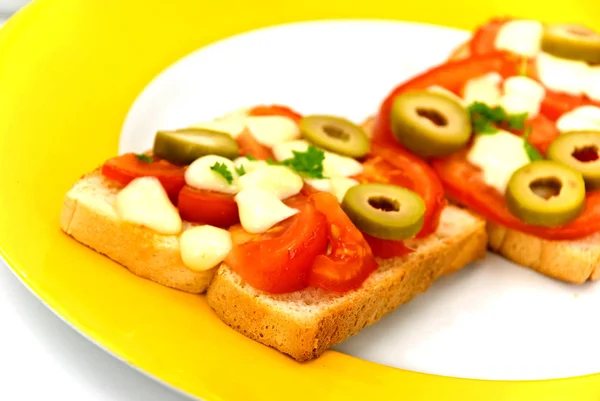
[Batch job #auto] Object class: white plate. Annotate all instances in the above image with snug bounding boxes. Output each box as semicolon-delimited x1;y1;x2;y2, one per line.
121;20;600;381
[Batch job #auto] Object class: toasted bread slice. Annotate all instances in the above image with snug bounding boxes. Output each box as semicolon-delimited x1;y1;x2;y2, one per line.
59;169;215;293
206;205;487;361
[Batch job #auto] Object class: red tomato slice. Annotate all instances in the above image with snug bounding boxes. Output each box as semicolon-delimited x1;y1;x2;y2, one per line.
248;104;303;124
372;52;519;144
101;153;186;203
432;150;600;240
363;233;413;259
526;114;560;154
225;196;329;294
359;143;447;238
177;185;239;228
236;131;272;160
469;18;511;56
308;192;378;292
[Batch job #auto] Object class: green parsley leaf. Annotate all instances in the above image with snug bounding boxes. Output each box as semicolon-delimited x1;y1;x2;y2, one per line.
523;127;544;162
235;164;246;176
507;112;528;130
210;162;234;184
135;153;153;163
245;155;257;161
468;102;529;135
280;145;326;179
266;158;280;166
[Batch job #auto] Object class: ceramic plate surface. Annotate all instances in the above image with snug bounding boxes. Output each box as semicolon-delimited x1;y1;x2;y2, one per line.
1;1;600;400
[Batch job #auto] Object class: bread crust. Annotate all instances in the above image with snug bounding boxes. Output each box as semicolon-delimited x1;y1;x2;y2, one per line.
206;206;487;361
487;222;600;283
59;170;215;293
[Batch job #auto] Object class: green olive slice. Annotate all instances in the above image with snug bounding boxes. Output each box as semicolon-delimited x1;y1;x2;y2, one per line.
541;23;600;64
390;90;471;158
153;128;240;165
341;183;425;240
506;160;585;227
299;115;370;158
547;131;600;190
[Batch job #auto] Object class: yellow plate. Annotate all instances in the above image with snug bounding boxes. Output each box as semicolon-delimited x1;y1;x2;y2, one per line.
1;0;600;400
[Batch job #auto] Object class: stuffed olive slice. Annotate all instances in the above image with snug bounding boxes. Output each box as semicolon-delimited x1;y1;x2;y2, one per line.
390;91;471;158
506;160;586;227
341;183;425;240
547;131;600;190
300;115;370;158
153;128;240;165
541;23;600;64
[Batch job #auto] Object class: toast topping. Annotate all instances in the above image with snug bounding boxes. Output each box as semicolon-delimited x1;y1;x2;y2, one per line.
237;165;303;200
235;187;299;233
556;105;600;133
115;176;182;235
467;130;530;193
494;20;543;57
180;225;232;271
185;155;240;194
245;115;301;148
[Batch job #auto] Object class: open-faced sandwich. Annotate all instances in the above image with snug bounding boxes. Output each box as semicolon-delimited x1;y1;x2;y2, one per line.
369;17;600;284
60;104;487;361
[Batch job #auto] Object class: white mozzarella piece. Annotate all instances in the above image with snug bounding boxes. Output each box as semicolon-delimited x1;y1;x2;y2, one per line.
323;152;363;178
556;106;600;133
179;225;232;272
467;130;530;193
584;66;600;102
272;140;310;162
494;20;543;57
189;108;249;138
463;73;503;106
330;177;359;203
235;187;299;233
185;155;239;194
536;52;589;96
245;116;301;148
115;177;182;235
238;165;303;200
233;156;268;174
304;177;359;203
304;178;332;193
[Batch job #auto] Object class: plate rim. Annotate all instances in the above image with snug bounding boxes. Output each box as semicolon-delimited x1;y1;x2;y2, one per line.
1;1;600;400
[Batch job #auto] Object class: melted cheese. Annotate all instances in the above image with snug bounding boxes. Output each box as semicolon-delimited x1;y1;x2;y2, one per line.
272;140;363;177
245;115;301;148
238;165;303;200
536;52;589;96
235;187;299;233
233;156;267;173
304;177;358;202
499;76;546;118
190;108;249;138
330;177;359;202
556;106;600;133
179;225;232;272
463;73;502;106
585;66;600;102
115;177;182;235
185;155;239;194
494;20;543;57
467;130;530;193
